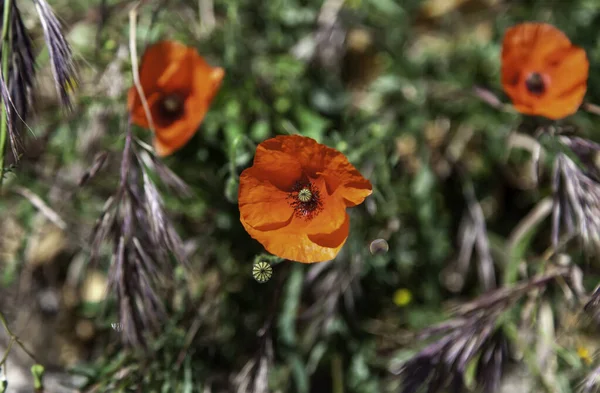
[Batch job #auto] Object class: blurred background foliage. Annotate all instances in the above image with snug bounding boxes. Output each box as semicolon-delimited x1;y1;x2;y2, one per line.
3;0;600;392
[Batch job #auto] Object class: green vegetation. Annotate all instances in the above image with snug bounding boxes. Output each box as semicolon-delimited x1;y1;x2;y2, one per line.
2;0;600;392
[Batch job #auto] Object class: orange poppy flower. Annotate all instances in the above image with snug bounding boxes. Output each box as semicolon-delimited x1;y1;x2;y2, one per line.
127;40;225;156
238;135;373;263
501;22;589;120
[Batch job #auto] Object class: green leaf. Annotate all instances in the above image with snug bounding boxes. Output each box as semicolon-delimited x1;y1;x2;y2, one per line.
367;0;404;15
296;106;330;142
183;355;193;393
504;198;552;285
411;164;435;199
288;353;309;393
250;120;271;142
278;264;304;347
224;176;239;203
306;342;327;375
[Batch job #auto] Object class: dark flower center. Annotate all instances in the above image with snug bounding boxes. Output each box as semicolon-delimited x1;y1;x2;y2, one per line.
525;72;546;95
288;181;323;220
157;93;185;121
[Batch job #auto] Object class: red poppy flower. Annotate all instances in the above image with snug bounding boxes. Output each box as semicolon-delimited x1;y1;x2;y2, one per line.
127;40;225;156
238;135;373;263
501;22;589;120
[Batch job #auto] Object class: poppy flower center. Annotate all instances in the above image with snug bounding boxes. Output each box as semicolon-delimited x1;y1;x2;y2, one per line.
288;181;323;220
158;93;185;120
525;72;546;95
298;188;312;202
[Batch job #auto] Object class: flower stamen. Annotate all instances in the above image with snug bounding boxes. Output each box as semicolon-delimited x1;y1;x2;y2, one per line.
288;181;323;220
525;72;546;95
158;93;185;120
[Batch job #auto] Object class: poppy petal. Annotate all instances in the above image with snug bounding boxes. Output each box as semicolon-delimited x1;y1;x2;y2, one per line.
308;213;350;250
238;134;372;263
151;98;207;155
547;47;588;96
537;49;588;119
501;22;589;120
239;168;294;229
138;41;190;93
127;90;161;128
150;64;225;156
128;42;194;122
153;135;180;157
156;57;195;92
190;58;224;105
259;135;329;177
261;135;373;200
128;40;224;156
317;152;373;205
146;42;196;92
502;23;571;64
240;213;349;263
294;176;347;235
251;143;303;191
341;184;373;207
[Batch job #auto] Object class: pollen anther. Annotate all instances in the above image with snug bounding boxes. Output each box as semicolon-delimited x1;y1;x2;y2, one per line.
288;181;323;220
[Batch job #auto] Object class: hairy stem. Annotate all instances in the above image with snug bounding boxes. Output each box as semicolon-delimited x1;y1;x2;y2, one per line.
0;0;10;186
0;310;39;366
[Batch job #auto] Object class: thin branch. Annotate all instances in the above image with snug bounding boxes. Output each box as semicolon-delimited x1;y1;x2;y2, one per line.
582;102;600;117
12;186;67;230
0;311;39;366
128;0;155;135
506;197;553;259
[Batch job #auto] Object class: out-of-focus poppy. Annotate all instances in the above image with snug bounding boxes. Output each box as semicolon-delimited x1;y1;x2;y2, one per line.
501;22;589;120
127;40;224;156
238;135;372;263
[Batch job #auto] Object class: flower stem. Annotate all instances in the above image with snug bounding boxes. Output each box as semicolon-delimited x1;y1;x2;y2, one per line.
119;118;133;192
0;310;39;366
331;353;344;393
0;0;11;186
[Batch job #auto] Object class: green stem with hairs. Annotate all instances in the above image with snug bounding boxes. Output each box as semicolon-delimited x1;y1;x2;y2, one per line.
0;310;39;366
0;0;11;186
331;353;344;393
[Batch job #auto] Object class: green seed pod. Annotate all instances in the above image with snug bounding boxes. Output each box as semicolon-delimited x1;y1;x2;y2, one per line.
253;261;273;283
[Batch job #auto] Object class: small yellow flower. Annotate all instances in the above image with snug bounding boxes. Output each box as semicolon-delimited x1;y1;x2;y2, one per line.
578;345;593;366
393;288;412;307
